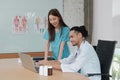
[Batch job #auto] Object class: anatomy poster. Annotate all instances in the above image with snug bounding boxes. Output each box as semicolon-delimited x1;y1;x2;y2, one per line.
13;16;28;34
34;16;47;33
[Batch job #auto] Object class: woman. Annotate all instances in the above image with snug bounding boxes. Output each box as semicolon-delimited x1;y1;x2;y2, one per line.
43;8;70;60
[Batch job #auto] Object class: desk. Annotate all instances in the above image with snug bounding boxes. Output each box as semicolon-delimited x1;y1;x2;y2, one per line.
0;58;89;80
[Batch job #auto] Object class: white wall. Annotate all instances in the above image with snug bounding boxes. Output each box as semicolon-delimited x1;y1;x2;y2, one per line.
92;0;115;46
112;0;120;47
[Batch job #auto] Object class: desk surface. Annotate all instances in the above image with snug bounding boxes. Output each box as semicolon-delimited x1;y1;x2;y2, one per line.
0;58;89;80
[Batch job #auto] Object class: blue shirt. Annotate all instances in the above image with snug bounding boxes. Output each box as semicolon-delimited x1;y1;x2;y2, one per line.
44;27;70;60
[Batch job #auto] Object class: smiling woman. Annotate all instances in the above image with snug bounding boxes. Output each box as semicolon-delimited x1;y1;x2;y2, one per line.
43;8;70;60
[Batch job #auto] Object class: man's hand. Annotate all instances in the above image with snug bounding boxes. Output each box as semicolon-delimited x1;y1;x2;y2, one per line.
38;60;62;71
49;60;61;71
38;60;50;66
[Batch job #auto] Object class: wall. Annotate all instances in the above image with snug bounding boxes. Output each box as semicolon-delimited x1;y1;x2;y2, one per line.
63;0;84;28
0;0;63;53
92;0;114;45
112;0;120;47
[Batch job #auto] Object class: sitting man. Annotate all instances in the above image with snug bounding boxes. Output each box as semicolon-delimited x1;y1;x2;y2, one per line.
39;26;101;80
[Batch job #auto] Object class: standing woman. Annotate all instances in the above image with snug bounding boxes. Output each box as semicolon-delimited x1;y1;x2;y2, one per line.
43;8;70;60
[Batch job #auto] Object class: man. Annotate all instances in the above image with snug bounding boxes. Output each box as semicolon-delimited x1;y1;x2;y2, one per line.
39;26;101;80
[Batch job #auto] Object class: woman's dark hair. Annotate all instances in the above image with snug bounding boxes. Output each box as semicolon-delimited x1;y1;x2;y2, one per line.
70;25;88;39
48;8;68;41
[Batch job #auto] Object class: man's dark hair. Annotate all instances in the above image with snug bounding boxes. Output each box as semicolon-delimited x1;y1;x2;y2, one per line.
70;25;88;39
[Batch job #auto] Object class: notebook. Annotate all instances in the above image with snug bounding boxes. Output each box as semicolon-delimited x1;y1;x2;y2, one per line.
18;53;39;73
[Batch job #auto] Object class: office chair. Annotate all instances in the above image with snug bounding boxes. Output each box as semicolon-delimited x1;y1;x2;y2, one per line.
88;40;117;80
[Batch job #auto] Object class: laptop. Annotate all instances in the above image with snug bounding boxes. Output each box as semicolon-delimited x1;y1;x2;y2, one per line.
18;53;39;73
